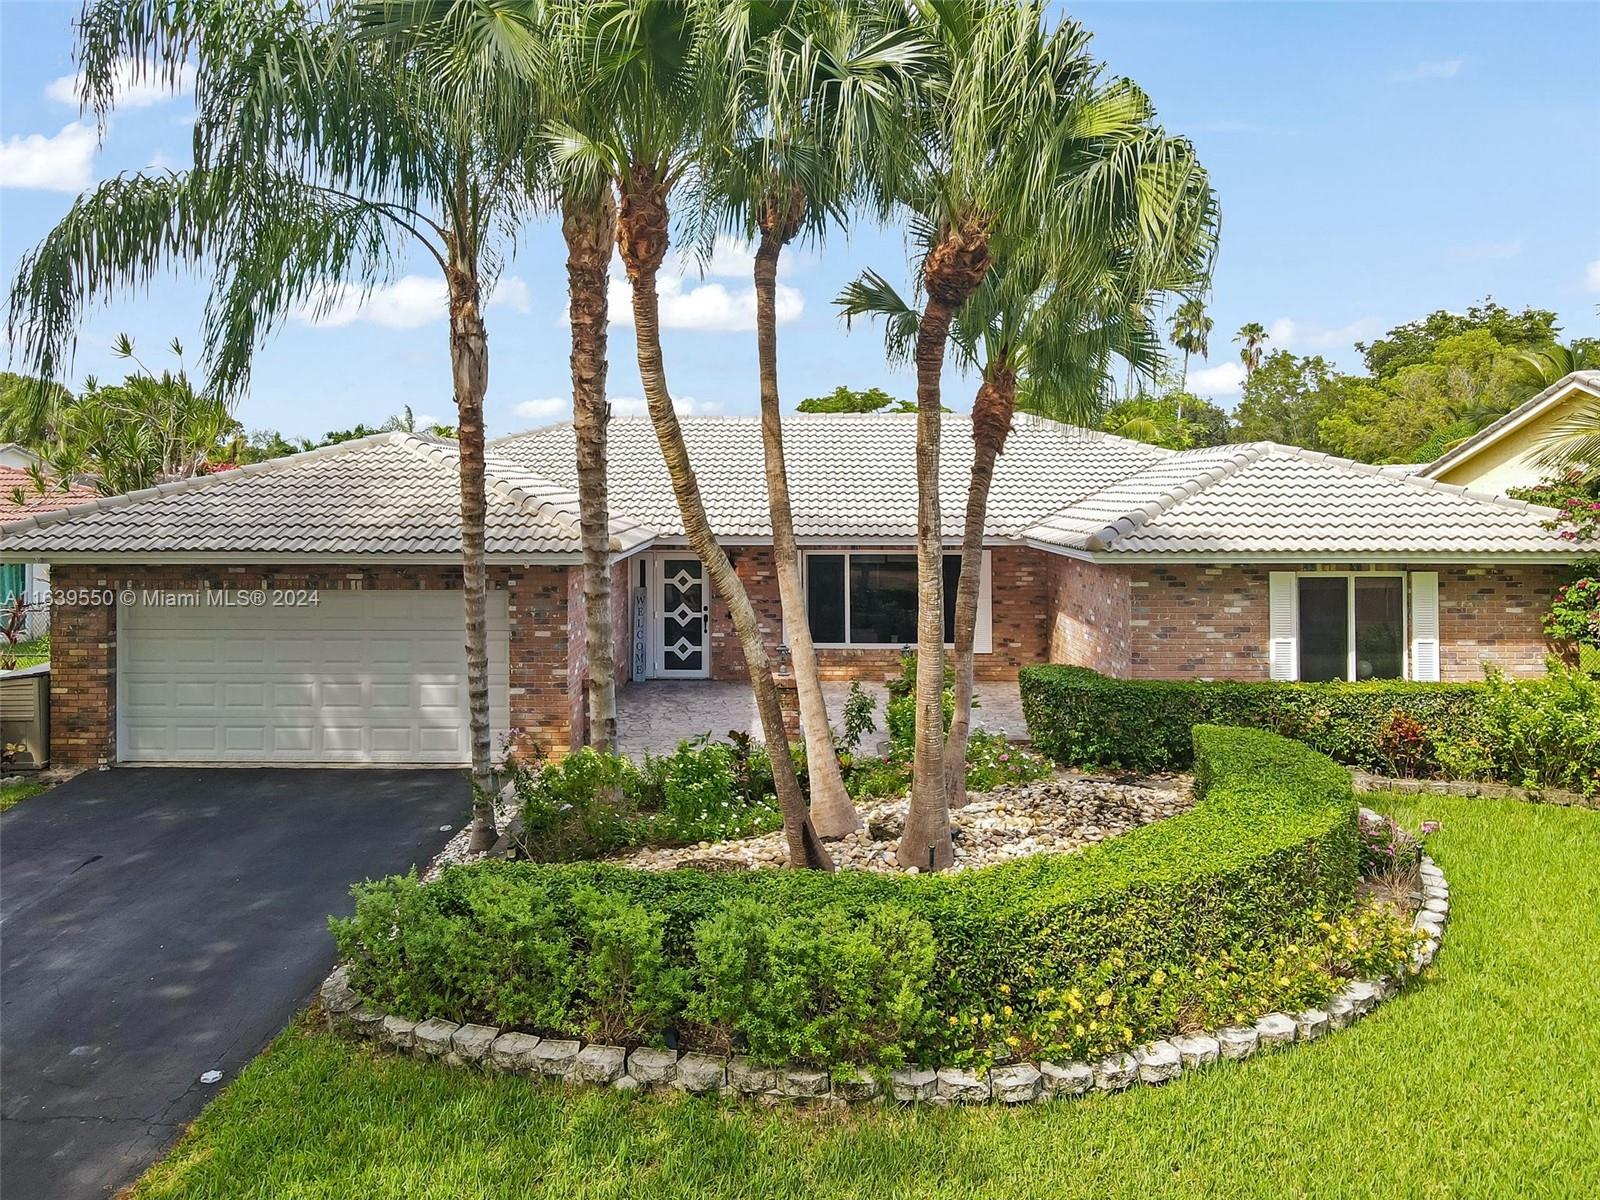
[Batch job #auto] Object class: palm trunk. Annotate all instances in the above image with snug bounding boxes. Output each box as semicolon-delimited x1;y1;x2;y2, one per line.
564;184;618;753
447;253;496;850
754;216;860;839
899;292;958;872
943;361;1014;810
1180;347;1189;391
617;176;832;870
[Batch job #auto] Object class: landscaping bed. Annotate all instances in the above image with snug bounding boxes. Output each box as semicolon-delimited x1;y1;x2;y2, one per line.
609;773;1193;873
330;728;1422;1080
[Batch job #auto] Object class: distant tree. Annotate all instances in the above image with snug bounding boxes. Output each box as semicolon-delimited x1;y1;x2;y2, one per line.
1234;321;1268;378
1232;350;1345;450
1167;297;1212;390
234;429;315;464
1356;298;1560;379
795;385;911;414
0;372;74;446
1100;391;1228;449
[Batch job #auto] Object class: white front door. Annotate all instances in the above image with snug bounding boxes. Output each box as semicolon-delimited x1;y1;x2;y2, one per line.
653;555;710;678
117;589;510;764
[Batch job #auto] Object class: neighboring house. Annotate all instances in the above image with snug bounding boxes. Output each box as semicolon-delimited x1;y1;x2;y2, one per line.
0;415;1578;771
1422;370;1600;496
0;463;99;641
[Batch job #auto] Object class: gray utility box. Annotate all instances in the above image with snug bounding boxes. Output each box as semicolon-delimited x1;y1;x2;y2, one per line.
0;664;50;769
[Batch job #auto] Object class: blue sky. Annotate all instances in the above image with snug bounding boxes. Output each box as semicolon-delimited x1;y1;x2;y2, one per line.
2;1;1596;441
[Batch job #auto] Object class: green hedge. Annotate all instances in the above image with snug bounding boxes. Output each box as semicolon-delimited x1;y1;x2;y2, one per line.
1019;665;1487;775
332;727;1368;1068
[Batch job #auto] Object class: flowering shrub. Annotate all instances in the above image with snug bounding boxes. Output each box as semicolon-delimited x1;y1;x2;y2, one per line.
1357;809;1427;877
962;730;1053;792
1542;574;1600;648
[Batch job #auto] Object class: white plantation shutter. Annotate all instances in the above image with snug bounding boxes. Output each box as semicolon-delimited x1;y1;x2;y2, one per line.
1411;571;1441;682
1269;571;1298;681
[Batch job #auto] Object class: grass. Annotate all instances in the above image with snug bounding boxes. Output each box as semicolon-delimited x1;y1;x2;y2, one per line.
3;634;49;668
0;776;45;812
131;792;1600;1200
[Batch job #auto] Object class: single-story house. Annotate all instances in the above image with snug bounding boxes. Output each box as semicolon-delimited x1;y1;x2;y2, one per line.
1;456;100;640
0;412;1577;771
1421;369;1600;496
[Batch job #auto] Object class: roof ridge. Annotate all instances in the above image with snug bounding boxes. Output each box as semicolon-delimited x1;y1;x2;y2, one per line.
392;434;598;545
0;431;407;538
1421;370;1600;478
1082;445;1269;551
1255;441;1561;518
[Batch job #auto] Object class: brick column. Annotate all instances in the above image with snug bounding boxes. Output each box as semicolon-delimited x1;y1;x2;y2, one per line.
506;565;573;761
47;565;117;771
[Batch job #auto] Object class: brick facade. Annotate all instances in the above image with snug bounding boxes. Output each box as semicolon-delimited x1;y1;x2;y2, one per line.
1129;565;1273;680
46;562;576;770
1439;564;1564;679
1046;556;1131;675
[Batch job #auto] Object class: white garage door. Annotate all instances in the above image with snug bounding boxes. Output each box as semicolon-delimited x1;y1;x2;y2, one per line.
118;589;511;764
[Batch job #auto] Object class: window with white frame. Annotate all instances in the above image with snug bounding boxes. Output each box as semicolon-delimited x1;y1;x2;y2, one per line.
1270;571;1436;682
803;551;990;650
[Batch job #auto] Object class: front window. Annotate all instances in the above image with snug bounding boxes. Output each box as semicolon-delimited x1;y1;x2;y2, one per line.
1297;575;1405;681
803;552;968;646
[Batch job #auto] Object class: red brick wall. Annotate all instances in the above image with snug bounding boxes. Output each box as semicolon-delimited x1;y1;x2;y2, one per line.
45;563;575;770
1129;564;1273;680
703;545;1049;684
1046;556;1131;676
1439;564;1564;679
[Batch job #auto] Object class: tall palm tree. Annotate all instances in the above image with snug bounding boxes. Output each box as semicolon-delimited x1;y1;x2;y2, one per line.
704;0;926;838
1235;321;1269;378
1167;295;1212;391
841;125;1214;810
8;0;549;849
875;1;1207;870
1511;341;1600;400
547;0;832;868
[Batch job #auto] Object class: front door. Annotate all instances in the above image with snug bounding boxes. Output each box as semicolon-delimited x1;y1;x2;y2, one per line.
654;556;710;678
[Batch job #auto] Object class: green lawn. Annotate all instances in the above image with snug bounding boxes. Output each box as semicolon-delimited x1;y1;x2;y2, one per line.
132;793;1600;1200
3;634;49;668
0;776;45;812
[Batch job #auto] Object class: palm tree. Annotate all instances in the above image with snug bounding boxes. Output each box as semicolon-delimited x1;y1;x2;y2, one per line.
841;126;1214;811
1511;341;1600;400
1167;296;1212;390
1235;321;1269;378
704;0;926;838
8;0;549;849
871;1;1209;870
546;0;832;868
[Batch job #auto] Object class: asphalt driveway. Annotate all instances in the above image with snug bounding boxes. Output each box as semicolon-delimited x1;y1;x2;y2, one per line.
0;767;466;1200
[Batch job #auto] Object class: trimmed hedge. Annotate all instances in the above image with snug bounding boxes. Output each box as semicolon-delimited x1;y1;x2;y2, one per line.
332;727;1367;1068
1020;665;1487;775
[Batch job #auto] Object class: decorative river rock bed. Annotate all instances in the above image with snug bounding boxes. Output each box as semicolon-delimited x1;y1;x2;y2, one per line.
611;773;1195;873
322;814;1449;1108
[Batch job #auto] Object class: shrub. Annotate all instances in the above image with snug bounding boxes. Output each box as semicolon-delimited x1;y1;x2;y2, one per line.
518;748;641;861
1435;662;1600;795
961;729;1053;792
335;727;1396;1068
1019;665;1487;776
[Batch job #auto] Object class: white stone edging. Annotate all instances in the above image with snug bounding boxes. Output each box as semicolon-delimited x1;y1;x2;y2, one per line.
319;851;1448;1106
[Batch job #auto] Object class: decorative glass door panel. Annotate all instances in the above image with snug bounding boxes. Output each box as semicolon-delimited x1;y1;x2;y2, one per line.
657;557;709;676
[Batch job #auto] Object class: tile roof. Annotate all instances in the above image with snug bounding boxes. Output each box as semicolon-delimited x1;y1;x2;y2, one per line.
1023;442;1567;557
0;467;99;523
0;416;1575;563
493;414;1168;540
0;433;652;559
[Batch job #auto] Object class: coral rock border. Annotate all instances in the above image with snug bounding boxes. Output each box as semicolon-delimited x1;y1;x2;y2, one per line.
320;849;1449;1108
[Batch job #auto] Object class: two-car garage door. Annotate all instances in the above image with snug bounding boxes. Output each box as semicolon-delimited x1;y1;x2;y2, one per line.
118;590;510;764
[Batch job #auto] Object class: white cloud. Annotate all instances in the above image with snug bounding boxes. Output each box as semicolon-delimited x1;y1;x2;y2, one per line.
45;59;195;109
1391;58;1463;82
1586;259;1600;293
295;273;532;329
0;122;97;192
609;394;721;417
667;236;810;281
606;272;803;333
1187;361;1247;397
1266;315;1381;352
513;396;568;421
1448;239;1522;261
